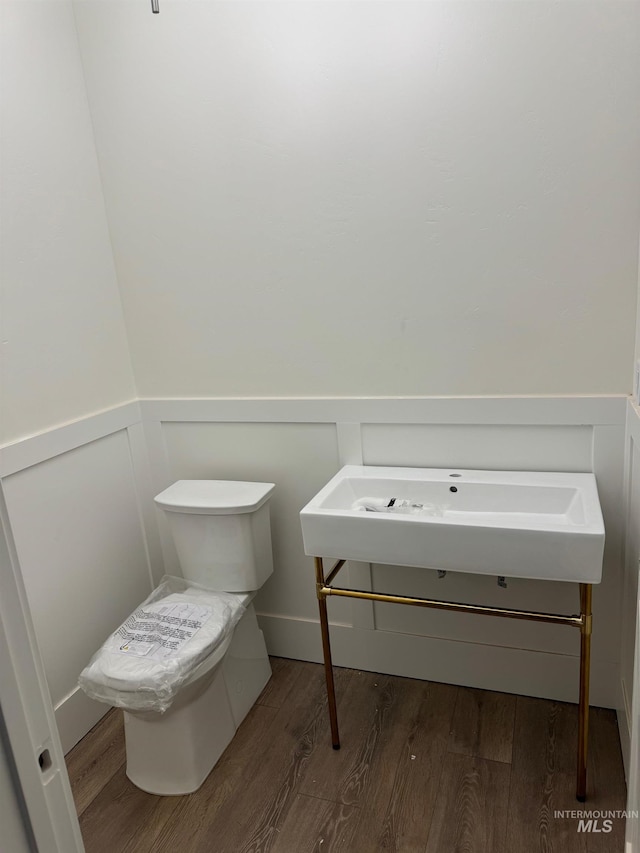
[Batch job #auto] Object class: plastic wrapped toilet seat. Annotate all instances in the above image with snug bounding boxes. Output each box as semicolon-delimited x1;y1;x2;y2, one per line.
78;577;247;713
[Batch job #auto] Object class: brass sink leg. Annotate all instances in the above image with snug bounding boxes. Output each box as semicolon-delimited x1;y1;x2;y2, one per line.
315;557;340;749
313;555;594;796
576;583;592;802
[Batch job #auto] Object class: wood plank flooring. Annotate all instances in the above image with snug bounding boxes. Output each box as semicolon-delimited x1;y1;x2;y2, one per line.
67;658;627;853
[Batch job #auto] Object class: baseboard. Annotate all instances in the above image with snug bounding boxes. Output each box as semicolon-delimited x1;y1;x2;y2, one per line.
55;686;110;755
258;613;620;709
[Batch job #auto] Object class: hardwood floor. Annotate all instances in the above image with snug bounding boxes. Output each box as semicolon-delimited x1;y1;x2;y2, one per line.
66;658;627;853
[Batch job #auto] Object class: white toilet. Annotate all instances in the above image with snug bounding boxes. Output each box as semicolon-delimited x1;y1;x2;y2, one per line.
80;479;275;796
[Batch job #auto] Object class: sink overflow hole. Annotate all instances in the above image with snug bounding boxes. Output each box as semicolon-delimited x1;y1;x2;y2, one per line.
449;486;458;493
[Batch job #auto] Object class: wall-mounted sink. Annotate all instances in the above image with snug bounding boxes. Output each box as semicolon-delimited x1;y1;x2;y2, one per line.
300;465;605;583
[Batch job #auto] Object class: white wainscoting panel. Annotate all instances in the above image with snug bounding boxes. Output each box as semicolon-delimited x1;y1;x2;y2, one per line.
258;615;619;709
145;397;627;708
625;594;640;853
371;568;582;654
592;424;627;667
159;421;350;623
1;429;154;751
0;401;140;479
620;402;640;782
0;395;630;753
361;423;593;471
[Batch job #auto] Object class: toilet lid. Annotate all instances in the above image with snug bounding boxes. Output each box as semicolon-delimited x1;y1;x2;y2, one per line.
79;587;247;713
154;480;275;515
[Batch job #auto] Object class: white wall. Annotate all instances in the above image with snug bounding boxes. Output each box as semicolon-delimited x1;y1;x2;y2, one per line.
2;423;156;751
636;237;640;392
74;0;640;399
0;1;150;751
0;0;136;446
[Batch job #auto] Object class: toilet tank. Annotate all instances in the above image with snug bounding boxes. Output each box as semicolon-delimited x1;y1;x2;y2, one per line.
154;481;275;592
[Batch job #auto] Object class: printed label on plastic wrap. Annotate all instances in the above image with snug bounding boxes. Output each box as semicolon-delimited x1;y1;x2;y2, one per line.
115;601;212;661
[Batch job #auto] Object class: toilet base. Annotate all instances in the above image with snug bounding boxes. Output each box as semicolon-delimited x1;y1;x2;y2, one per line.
123;604;271;795
223;601;273;728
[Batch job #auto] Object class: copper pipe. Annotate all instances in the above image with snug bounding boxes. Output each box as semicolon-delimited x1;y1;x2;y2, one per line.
314;557;340;749
319;585;584;628
576;583;592;801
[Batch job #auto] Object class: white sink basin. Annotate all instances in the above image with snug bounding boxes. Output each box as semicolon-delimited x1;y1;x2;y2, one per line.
300;466;605;583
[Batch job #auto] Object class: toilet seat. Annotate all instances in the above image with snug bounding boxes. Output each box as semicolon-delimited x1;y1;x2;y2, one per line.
79;583;248;713
111;631;234;695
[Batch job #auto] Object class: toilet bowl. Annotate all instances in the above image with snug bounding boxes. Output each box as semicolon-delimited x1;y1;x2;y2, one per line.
79;480;275;795
121;596;271;795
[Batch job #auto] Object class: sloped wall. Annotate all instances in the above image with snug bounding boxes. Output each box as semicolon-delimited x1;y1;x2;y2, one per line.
1;0;136;446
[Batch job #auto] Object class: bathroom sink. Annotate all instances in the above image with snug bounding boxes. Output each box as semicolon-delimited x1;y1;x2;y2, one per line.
300;466;605;583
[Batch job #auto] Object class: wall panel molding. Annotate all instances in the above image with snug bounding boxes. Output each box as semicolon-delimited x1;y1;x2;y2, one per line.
628;399;640;446
140;395;626;427
0;396;627;481
0;401;141;478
